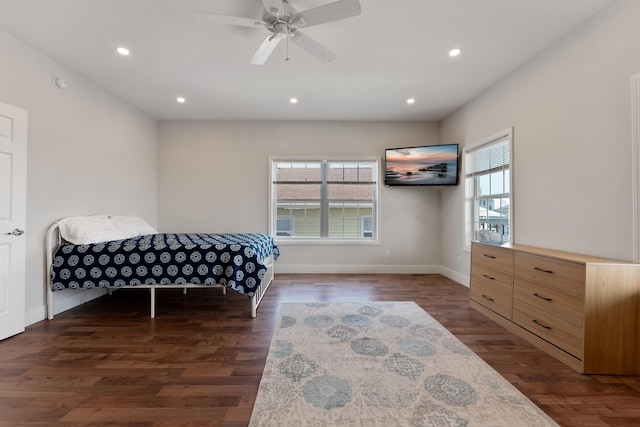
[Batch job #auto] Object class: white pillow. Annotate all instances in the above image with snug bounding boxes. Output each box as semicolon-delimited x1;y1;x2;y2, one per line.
110;215;157;238
57;216;123;245
57;215;157;245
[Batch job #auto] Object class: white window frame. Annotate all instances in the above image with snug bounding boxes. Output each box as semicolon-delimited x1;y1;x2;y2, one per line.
269;156;380;244
463;128;513;250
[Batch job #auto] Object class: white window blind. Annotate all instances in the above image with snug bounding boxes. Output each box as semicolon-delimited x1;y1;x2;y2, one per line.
467;137;510;177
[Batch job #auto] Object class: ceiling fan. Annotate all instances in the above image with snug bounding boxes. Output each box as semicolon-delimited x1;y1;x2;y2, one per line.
195;0;361;64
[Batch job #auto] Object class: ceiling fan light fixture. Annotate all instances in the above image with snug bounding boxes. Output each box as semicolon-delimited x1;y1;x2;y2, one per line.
406;98;416;104
289;97;298;104
116;46;130;56
176;97;186;103
449;48;462;57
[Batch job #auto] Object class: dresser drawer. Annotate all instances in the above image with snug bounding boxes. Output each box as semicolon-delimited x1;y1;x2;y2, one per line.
472;243;513;272
470;264;513;296
514;277;583;326
470;280;512;319
513;301;583;359
514;252;585;295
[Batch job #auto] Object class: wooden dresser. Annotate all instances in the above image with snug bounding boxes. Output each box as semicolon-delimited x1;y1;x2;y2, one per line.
469;241;640;374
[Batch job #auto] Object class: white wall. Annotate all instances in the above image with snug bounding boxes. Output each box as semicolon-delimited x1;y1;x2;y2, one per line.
157;120;444;273
0;29;158;324
440;0;640;281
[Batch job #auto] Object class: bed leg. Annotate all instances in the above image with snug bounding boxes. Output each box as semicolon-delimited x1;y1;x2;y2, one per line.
183;288;187;295
251;295;257;318
222;286;227;295
108;289;113;296
150;288;156;318
47;287;54;320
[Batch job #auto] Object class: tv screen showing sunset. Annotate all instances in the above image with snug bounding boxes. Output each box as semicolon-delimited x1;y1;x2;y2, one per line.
385;144;458;186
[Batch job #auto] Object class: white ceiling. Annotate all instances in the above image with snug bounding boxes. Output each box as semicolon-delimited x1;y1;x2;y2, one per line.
0;0;612;121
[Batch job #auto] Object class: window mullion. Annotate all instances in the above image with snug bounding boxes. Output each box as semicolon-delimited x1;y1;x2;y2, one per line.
320;161;329;237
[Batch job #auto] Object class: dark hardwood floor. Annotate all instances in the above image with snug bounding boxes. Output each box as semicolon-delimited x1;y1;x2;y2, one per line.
1;274;639;426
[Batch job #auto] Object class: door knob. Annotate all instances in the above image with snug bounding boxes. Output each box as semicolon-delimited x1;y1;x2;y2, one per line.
6;228;24;236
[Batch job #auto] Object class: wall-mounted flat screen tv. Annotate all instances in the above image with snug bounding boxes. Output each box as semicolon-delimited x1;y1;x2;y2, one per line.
385;143;459;186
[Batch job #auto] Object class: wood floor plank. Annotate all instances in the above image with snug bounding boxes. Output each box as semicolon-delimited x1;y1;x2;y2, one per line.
0;274;639;426
60;407;229;423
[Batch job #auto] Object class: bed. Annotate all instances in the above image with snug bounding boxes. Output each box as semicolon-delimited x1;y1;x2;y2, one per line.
45;215;280;319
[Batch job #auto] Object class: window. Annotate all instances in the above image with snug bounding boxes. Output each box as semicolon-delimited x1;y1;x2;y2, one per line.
276;216;295;236
361;215;373;238
271;159;379;241
464;129;512;247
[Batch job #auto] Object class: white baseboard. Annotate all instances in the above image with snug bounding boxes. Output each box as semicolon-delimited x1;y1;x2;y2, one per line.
26;305;46;326
276;264;470;286
276;264;442;275
440;266;470;287
26;288;108;326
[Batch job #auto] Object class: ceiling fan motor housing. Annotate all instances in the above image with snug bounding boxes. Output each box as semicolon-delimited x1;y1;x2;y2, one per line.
272;22;289;38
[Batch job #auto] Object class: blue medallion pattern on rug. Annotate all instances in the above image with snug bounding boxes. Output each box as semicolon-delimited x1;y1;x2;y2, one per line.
384;353;425;380
249;302;559;426
350;337;389;356
304;315;335;328
280;315;296;328
278;353;317;382
303;375;352;409
326;324;358;342
424;374;478;407
273;340;294;359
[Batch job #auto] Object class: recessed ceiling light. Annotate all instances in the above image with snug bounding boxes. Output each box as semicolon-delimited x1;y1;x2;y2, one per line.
176;97;186;103
406;98;416;104
449;48;462;57
289;98;298;104
116;46;130;56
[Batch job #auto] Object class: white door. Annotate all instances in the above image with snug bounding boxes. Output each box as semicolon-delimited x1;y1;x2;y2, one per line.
0;101;27;340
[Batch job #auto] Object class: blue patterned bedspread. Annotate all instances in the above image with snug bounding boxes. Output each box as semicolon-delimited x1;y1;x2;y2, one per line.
51;233;280;297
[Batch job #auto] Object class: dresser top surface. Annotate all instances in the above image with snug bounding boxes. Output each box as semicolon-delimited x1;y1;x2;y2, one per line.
473;242;632;265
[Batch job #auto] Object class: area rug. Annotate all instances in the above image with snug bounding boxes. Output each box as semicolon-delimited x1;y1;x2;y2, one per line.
249;302;558;426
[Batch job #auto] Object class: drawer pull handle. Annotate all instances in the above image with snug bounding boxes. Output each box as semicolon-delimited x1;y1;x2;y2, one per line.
481;294;495;302
532;319;552;330
534;267;554;274
533;293;553;302
482;274;495;280
483;254;497;259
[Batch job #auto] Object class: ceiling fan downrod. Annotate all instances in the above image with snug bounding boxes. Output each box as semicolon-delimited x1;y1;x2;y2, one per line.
285;35;290;61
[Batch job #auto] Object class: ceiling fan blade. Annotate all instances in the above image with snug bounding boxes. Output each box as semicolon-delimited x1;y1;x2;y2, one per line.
291;31;336;63
194;11;267;28
262;0;285;16
296;0;361;28
250;35;283;65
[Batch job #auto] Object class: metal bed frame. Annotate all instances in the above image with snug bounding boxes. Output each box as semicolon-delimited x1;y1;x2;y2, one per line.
45;222;275;319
